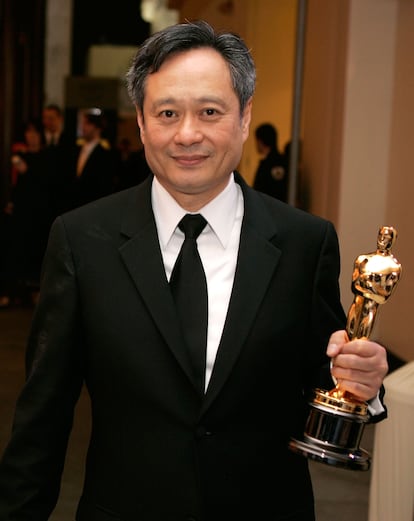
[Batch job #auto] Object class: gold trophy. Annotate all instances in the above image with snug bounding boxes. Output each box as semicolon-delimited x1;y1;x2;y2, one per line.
289;226;402;470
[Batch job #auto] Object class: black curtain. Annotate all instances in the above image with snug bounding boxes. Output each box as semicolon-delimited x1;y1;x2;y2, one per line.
0;0;45;205
71;0;150;75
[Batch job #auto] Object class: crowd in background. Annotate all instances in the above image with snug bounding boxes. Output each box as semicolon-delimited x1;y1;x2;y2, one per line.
0;111;303;310
0;104;151;309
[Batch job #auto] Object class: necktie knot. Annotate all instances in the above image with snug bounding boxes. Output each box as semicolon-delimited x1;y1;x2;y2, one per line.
178;214;207;240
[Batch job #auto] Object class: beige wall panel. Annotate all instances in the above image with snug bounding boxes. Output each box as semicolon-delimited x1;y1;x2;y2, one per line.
379;0;414;361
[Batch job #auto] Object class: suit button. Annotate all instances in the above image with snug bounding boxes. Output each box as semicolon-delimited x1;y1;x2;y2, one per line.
195;426;213;439
195;426;205;438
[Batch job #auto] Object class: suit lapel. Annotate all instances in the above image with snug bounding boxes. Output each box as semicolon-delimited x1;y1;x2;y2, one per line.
202;180;282;413
117;176;283;405
118;178;199;390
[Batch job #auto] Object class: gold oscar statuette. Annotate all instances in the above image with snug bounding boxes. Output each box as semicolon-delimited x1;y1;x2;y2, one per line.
289;226;402;470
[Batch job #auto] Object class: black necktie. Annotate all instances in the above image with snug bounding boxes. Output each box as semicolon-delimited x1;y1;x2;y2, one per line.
170;214;208;394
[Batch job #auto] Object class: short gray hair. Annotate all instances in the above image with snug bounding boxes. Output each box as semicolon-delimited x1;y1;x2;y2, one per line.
126;20;256;118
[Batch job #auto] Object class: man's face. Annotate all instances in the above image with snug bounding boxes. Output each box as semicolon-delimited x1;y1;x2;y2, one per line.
136;48;252;211
80;116;100;142
256;138;267;156
42;109;62;133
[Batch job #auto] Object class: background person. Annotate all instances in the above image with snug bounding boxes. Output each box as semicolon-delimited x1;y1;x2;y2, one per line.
41;103;76;225
253;122;289;202
112;136;151;191
67;108;117;209
41;103;70;148
0;119;49;307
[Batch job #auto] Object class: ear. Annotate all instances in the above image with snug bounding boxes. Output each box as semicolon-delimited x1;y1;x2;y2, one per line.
241;98;253;142
136;106;145;144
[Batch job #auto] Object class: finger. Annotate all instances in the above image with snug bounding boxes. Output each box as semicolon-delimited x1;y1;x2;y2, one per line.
329;329;348;346
331;357;387;392
339;339;384;357
326;330;348;357
335;378;380;402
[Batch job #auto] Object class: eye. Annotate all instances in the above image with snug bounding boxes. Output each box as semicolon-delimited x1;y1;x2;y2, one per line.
160;110;175;118
204;108;217;116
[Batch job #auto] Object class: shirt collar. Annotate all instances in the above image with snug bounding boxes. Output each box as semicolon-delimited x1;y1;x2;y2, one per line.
82;137;100;149
152;173;240;249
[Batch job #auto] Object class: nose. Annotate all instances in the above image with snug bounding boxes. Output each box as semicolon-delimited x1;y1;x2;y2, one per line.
174;114;203;146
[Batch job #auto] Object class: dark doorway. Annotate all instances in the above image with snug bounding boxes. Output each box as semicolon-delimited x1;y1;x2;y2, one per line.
0;0;46;204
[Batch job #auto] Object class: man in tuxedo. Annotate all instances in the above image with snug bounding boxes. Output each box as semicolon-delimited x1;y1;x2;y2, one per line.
69;108;116;209
0;20;389;521
253;122;288;202
41;103;72;149
41;103;76;224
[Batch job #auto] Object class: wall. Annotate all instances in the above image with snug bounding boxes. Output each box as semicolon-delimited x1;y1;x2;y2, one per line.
44;0;72;106
379;0;414;361
337;0;397;310
302;0;413;361
241;0;297;184
300;0;348;224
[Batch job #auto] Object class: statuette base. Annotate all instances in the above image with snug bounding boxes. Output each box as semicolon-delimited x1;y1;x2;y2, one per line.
289;389;370;471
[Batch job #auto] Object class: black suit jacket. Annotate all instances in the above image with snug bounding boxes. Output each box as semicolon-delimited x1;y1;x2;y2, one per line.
253;149;288;202
69;143;116;209
0;173;352;520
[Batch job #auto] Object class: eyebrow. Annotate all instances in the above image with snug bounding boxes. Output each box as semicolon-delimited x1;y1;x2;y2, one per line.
151;96;227;109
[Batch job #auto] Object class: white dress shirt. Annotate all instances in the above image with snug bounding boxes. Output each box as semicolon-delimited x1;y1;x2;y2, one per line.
45;131;61;146
152;174;243;390
76;139;100;176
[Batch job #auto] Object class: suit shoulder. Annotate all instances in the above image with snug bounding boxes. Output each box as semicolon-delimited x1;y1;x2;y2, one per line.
248;188;338;250
60;184;144;232
256;186;331;224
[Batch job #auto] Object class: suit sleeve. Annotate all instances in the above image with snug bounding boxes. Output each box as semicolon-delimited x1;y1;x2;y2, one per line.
0;216;84;520
307;221;347;392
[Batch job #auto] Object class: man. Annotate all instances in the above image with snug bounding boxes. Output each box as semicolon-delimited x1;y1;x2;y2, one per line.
41;104;67;147
69;108;116;209
253;122;288;201
0;20;388;521
41;104;76;226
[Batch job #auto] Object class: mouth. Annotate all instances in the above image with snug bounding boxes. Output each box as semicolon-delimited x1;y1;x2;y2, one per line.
173;154;207;167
